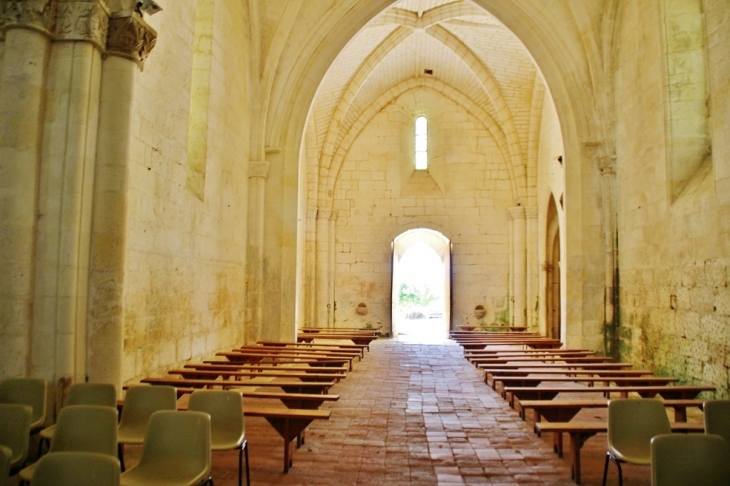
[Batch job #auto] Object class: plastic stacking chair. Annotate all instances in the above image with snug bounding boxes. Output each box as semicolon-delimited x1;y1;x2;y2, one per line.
38;382;117;455
0;403;32;475
0;444;13;486
0;378;48;433
651;433;730;486
120;410;212;486
29;451;120;486
704;400;730;446
189;390;250;486
17;404;118;485
602;398;671;486
117;385;177;471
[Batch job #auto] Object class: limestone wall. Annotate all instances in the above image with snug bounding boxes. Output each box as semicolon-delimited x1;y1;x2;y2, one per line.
615;0;730;396
120;1;250;383
330;87;516;331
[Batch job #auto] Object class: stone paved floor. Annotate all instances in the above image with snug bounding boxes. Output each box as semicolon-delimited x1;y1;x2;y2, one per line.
193;337;659;486
15;337;674;486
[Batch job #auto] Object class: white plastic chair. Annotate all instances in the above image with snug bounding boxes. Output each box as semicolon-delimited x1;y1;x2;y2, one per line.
120;410;212;486
29;451;120;486
704;400;730;446
0;379;47;433
189;390;250;485
602;398;670;486
651;433;730;486
0;403;32;475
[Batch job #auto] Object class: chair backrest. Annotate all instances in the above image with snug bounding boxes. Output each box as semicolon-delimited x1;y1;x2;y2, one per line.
117;385;177;441
50;405;118;456
651;433;730;486
0;378;47;430
607;398;671;461
133;410;211;483
704;400;730;446
0;444;12;486
29;451;120;486
188;390;245;449
0;403;32;468
66;383;117;408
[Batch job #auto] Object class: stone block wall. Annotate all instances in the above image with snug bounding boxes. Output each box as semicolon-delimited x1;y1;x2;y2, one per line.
121;1;250;383
331;87;515;330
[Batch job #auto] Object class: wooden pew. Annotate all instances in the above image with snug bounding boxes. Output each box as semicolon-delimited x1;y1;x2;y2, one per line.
215;351;355;370
484;368;654;389
140;377;336;395
296;333;379;349
458;339;564;350
205;356;352;370
518;398;705;425
465;350;596;359
233;345;361;362
503;384;716;408
184;362;349;375
478;362;634;372
535;421;705;484
168;368;347;383
494;376;679;399
471;356;615;366
257;340;368;358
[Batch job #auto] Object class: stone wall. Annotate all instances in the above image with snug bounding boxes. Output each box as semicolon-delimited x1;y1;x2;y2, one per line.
331;86;517;330
615;0;730;396
121;1;250;383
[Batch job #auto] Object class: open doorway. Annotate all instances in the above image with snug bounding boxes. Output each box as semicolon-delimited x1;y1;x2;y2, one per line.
391;229;451;343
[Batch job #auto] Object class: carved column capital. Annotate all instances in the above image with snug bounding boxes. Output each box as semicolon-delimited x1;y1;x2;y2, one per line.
54;0;109;50
249;161;270;179
524;206;538;219
507;206;525;220
106;10;156;70
1;0;57;38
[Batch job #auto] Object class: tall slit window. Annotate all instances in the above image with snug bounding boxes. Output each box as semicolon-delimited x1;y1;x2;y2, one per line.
415;116;428;170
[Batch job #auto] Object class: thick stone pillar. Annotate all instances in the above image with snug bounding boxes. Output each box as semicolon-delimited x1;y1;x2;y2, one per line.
525;206;538;330
508;207;526;328
599;155;618;357
246;160;269;343
32;0;108;390
0;2;54;379
315;209;332;327
86;7;156;390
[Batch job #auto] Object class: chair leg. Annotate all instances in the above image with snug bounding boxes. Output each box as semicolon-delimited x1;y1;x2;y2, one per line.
244;442;250;486
602;452;610;486
118;443;125;472
238;446;243;486
616;460;623;486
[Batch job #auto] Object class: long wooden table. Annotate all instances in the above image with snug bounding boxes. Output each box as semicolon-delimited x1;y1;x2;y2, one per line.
484;368;654;389
471;356;615;366
503;384;716;407
140;377;336;395
494;376;679;398
536;421;705;484
257;340;368;358
168;368;347;383
458;340;565;350
216;352;355;370
184;362;350;374
296;333;379;348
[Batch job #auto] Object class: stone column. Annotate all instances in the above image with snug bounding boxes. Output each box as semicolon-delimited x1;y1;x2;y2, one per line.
315;209;332;328
31;0;109;391
508;207;526;328
0;0;54;379
599;155;618;357
86;7;156;390
327;210;337;327
246;160;269;343
304;208;318;327
525;206;538;330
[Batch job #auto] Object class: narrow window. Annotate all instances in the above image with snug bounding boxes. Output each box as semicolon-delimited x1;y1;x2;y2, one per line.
415;116;428;170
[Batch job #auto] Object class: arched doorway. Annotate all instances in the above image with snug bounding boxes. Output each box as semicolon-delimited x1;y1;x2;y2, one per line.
391;229;451;343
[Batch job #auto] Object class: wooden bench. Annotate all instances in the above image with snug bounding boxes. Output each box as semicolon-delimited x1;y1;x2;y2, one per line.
494;376;679;398
234;346;361;361
503;385;716;408
140;377;337;395
517;398;705;425
296;333;378;349
471;356;615;366
478;362;634;372
459;340;565;350
168;368;347;383
484;368;654;389
465;349;596;358
535;421;705;484
205;357;352;370
257;340;368;358
215;352;355;370
184;362;350;374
